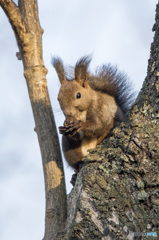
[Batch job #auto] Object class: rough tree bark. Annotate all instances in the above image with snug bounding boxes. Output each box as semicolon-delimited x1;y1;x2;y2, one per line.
0;1;67;239
64;3;159;240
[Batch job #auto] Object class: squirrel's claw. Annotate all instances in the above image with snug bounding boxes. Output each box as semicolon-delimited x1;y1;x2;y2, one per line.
59;126;67;135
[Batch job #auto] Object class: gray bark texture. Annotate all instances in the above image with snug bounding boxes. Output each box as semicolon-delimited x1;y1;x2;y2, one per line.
0;1;67;239
64;4;159;240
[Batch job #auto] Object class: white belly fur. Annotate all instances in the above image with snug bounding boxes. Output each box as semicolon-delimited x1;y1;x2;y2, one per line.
81;137;98;156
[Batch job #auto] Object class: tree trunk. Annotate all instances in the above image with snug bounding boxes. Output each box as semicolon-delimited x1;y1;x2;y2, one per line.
64;3;159;240
0;1;67;239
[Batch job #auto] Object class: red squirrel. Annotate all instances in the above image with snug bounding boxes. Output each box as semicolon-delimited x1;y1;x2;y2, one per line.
52;56;134;185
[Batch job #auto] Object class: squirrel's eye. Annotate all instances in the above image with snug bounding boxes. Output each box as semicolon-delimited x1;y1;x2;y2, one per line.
76;92;81;99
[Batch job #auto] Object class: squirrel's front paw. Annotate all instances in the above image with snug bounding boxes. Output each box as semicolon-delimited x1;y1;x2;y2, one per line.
59;117;83;139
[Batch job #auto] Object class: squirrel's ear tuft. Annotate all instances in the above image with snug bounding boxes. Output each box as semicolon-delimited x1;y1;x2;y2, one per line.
75;55;91;86
51;56;67;85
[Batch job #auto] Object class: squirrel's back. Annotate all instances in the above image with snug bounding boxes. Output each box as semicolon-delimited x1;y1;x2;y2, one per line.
88;64;134;117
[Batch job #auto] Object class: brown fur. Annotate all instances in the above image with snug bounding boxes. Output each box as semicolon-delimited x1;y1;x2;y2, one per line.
52;56;134;171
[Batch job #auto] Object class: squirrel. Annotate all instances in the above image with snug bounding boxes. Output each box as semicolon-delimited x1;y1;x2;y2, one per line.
52;55;134;185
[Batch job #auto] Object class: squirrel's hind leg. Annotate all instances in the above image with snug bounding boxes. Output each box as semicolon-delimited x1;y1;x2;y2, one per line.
70;161;84;186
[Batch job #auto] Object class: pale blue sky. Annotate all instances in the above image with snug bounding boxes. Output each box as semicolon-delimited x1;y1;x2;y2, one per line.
0;0;157;239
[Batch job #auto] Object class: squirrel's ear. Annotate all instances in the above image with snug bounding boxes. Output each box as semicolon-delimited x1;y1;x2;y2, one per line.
75;55;91;87
51;57;67;85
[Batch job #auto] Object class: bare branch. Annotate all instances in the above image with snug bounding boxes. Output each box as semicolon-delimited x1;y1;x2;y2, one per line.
0;0;29;43
0;0;67;239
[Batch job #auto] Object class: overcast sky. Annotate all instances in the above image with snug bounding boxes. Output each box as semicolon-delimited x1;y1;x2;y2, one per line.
0;0;157;239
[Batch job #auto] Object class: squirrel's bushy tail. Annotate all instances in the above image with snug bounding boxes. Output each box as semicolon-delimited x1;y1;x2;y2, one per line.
89;63;135;116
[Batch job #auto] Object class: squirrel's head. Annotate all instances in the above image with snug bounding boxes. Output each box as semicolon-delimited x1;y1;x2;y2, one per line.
52;56;92;121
